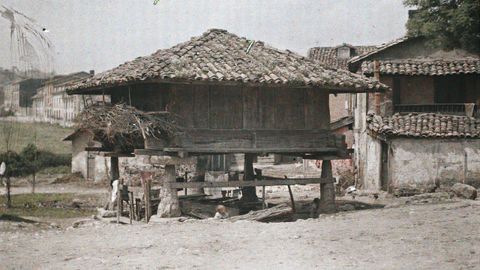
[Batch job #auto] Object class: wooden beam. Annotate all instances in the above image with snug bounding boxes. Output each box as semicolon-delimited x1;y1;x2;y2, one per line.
84;147;110;151
167;178;335;189
163;147;339;154
134;149;167;156
99;152;135;157
67;78;382;95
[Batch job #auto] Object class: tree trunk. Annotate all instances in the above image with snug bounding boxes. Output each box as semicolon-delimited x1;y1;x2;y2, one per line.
6;177;11;208
31;172;36;194
242;153;258;202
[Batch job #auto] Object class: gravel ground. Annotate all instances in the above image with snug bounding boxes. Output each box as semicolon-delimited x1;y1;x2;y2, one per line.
2;200;479;270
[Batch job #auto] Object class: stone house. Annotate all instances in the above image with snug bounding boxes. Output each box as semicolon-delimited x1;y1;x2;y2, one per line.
348;36;480;194
32;71;98;127
308;44;377;176
2;78;44;115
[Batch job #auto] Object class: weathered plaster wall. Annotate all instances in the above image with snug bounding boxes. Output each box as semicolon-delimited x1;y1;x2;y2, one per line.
362;134;382;190
353;93;382;191
71;133;89;178
389;138;480;191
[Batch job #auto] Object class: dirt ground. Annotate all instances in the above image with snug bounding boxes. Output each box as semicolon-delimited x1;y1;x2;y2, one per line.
2;191;479;270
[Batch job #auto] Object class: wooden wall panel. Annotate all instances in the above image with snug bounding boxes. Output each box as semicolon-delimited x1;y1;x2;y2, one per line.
305;88;330;130
208;85;244;129
258;87;276;129
208;86;225;129
223;86;243;129
168;85;194;128
274;88;305;129
193;85;209;128
242;87;259;129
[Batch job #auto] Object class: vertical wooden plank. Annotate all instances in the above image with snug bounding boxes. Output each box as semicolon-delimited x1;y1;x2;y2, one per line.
193;85;209;128
168;85;194;128
243;87;259;129
209;85;225;129
258;87;276;129
223;86;243;129
305;88;330;130
274;87;305;129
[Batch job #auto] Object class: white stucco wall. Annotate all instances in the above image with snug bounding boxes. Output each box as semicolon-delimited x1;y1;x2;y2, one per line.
362;134;382;190
389;138;480;191
71;133;89;178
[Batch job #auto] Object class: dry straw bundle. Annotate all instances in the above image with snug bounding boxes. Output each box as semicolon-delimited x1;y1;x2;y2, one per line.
74;103;181;151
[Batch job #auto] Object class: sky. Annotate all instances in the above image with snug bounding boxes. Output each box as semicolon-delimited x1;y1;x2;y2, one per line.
0;0;409;75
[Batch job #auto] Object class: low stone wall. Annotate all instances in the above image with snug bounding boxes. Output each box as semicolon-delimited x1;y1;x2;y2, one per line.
389;138;480;193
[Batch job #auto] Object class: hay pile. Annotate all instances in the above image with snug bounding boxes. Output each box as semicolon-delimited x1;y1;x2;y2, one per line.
74;103;180;152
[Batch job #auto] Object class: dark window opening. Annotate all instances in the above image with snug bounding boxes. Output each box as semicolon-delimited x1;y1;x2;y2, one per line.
434;76;466;103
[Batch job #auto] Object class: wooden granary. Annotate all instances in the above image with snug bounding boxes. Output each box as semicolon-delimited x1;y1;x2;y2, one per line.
68;29;387;217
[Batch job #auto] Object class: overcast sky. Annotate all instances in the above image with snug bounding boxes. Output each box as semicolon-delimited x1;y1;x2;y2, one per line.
0;0;409;74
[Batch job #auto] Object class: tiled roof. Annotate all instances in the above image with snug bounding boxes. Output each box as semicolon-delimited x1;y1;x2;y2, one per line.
348;36;411;65
367;113;480;138
308;45;377;69
68;29;388;93
361;59;480;76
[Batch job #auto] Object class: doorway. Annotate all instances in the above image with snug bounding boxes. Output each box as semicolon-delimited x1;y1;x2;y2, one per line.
380;141;389;191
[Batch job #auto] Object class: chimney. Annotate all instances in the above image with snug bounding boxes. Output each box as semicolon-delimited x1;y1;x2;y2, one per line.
408;9;418;19
89;70;95;76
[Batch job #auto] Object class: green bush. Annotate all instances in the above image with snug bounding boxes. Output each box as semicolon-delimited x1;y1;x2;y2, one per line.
36;151;71;168
0;144;71;176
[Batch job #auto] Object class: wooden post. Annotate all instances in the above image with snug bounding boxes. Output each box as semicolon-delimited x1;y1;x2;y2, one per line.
242;153;258;202
157;164;181;217
116;179;121;224
129;192;134;224
319;160;336;214
373;60;382;114
144;179;152;222
110;157;120;185
5;176;11;208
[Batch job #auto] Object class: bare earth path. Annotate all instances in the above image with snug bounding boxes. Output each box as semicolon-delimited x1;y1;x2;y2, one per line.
1;200;479;270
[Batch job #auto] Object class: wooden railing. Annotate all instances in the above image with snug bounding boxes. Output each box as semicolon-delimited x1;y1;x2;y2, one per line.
394;103;478;116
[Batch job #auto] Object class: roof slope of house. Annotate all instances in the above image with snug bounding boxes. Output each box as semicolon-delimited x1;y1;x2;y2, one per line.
367;113;480;139
348;36;480;75
68;29;388;93
348;36;411;65
308;45;377;69
360;59;480;76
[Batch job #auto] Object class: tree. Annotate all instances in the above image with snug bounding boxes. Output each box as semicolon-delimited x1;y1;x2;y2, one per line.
0;120;18;152
21;143;39;194
0;151;26;208
404;0;480;53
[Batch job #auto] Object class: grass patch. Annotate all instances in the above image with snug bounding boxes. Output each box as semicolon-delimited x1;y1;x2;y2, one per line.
38;165;71;175
0;122;74;155
0;193;96;219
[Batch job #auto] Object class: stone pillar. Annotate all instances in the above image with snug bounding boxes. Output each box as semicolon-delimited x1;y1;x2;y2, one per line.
157;164;181;217
242;153;258;202
319;160;336;214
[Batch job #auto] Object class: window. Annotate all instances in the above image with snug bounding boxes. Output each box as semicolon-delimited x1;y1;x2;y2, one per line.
434;76;466;103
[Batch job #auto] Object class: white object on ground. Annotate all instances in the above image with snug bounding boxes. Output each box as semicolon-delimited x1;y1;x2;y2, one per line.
111;180;119;203
346;186;357;194
0;162;6;176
